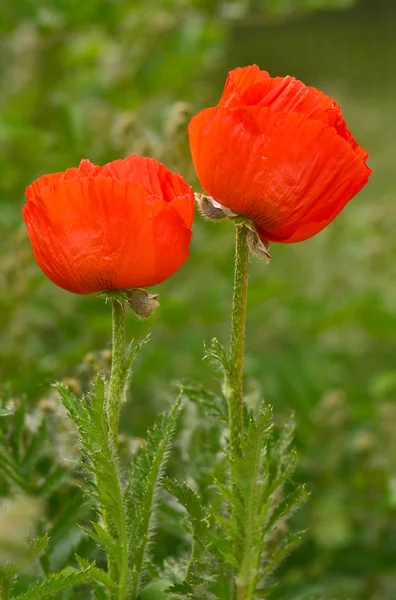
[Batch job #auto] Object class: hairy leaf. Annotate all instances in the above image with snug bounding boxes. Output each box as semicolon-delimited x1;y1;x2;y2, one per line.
127;396;182;597
12;566;92;600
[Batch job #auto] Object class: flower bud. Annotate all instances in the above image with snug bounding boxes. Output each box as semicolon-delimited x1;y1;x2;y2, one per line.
247;227;272;263
195;193;238;221
127;288;159;319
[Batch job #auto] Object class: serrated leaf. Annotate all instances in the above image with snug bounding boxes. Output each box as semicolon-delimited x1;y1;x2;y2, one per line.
32;534;49;558
264;484;309;537
178;383;227;419
38;465;69;498
128;396;182;598
0;447;26;490
55;384;88;425
210;405;306;597
92;582;108;600
12;566;92;600
203;338;230;378
56;377;127;574
75;555;116;590
126;334;151;372
259;530;306;583
80;521;118;554
163;479;209;543
21;420;47;475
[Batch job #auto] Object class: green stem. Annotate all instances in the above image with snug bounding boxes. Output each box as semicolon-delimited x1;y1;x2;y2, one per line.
228;223;250;600
107;299;127;449
185;537;197;582
228;223;249;458
105;298;129;599
115;478;129;600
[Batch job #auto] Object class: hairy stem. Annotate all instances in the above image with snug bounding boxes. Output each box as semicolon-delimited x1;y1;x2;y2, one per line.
227;222;250;600
105;298;129;599
227;223;250;600
185;537;197;582
107;299;127;449
115;476;129;600
228;223;249;458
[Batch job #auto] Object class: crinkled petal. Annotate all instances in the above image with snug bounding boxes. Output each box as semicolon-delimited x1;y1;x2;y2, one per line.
26;160;101;201
218;64;270;108
23;176;191;294
241;75;367;159
188;105;371;243
99;154;194;227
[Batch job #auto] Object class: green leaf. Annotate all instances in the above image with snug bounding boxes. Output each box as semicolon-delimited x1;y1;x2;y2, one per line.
12;566;92;600
128;395;182;598
162;479;210;544
259;530;306;584
203;338;230;379
21;420;47;474
210;405;307;597
75;555;116;590
126;334;151;373
32;534;49;558
0;447;26;490
264;484;309;537
55;377;127;576
80;522;118;557
179;383;227;419
92;583;108;600
54;384;88;425
38;465;69;499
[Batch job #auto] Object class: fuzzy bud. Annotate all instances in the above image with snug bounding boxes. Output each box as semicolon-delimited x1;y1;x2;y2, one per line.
247;227;272;263
127;288;159;319
195;193;238;221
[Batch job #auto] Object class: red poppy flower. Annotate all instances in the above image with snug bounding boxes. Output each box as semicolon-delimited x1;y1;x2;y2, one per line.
23;155;194;294
188;65;371;243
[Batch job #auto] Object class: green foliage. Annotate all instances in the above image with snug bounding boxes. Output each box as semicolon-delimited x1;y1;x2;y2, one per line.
163;479;210;548
12;566;93;600
0;392;91;593
56;376;129;595
0;396;71;498
161;375;306;599
179;383;228;420
162;478;212;593
127;397;182;598
55;375;183;599
216;408;307;598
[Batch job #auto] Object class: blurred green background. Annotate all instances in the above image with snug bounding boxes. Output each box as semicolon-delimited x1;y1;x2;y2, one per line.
1;0;396;597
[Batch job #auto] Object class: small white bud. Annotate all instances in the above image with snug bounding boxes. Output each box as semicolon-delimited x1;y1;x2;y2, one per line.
195;193;238;221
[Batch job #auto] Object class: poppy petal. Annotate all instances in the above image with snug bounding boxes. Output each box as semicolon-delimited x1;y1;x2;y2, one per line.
188;105;371;243
23;176;191;294
241;75;367;159
99;155;194;227
218;65;270;108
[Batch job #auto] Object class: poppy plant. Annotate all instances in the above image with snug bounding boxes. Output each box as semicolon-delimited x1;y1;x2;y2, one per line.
23;155;194;294
188;65;371;243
